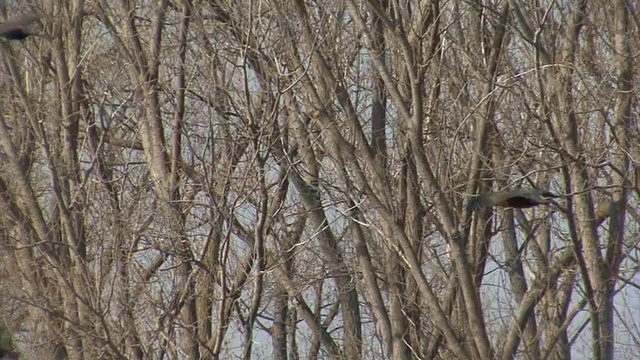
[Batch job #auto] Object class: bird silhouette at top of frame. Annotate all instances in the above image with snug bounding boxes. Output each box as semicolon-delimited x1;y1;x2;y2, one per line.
0;14;42;40
468;189;558;211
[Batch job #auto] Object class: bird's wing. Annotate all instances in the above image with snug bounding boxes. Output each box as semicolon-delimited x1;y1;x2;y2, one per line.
469;191;520;211
0;14;41;30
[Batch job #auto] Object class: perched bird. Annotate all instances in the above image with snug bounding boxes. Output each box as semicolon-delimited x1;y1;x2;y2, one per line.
0;14;41;40
469;189;558;211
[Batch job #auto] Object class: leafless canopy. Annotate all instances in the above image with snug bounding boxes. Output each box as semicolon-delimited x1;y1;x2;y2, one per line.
0;0;638;359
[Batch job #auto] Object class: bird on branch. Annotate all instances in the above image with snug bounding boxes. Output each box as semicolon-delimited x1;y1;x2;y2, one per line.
469;189;558;211
0;14;42;40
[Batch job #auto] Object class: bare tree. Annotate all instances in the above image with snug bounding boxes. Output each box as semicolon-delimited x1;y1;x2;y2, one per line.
0;0;638;359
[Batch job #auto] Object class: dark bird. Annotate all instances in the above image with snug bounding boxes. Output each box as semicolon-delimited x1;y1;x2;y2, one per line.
469;189;558;211
0;14;41;40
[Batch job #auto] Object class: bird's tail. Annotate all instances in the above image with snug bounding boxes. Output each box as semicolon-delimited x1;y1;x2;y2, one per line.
467;195;487;212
